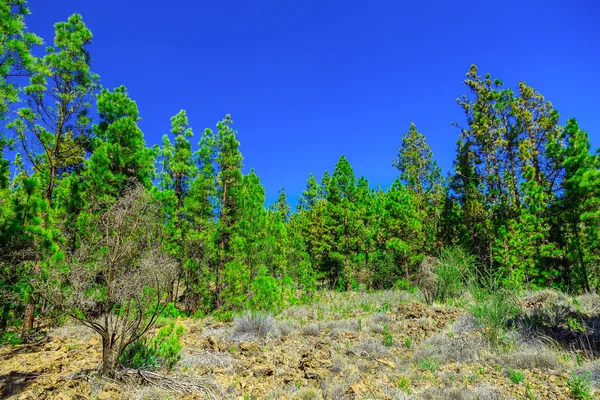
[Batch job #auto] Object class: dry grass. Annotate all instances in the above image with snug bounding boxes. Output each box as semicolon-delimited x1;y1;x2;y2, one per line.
50;322;96;342
353;339;388;360
413;333;488;364
177;349;236;370
500;344;563;370
231;312;280;342
419;386;504;400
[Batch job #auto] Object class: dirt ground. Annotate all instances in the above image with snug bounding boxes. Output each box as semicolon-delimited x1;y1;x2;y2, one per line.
0;291;586;399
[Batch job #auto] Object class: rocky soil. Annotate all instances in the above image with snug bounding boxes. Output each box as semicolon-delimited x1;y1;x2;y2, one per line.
0;291;594;399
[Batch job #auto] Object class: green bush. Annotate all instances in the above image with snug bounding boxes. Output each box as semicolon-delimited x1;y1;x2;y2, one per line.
0;331;23;345
120;321;184;370
568;372;593;400
470;288;519;346
382;325;393;347
435;246;476;302
249;267;283;312
508;368;525;384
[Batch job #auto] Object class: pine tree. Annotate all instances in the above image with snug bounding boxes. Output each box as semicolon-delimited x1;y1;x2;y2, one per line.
297;173;322;211
214;115;243;308
157;109;197;302
380;179;422;285
561;119;600;291
0;0;41;121
326;155;358;290
181;126;217;313
86;86;154;203
10;14;99;204
393;123;444;254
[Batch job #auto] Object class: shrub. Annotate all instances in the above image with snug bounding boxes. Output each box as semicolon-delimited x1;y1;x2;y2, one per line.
248;268;283;312
416;256;440;305
470;289;519;346
507;368;525;384
382;325;393;347
568;372;594;400
500;345;562;370
231;312;280;342
355;339;388;359
120;321;184;370
417;357;440;373
435;246;476;302
413;333;486;364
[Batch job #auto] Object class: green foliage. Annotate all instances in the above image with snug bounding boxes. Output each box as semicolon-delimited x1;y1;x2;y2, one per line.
417;357;440;373
249;267;283;313
120;322;184;370
508;368;525;384
0;331;23;345
567;372;593;400
396;375;412;394
382;325;393;347
435;246;476;302
470;288;519;346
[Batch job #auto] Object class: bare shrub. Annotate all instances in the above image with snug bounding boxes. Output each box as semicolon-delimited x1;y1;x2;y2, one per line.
371;313;391;325
452;314;479;334
576;292;600;317
301;322;323;336
331;353;348;374
500;345;562;370
416;257;439;305
50;322;95;342
43;185;178;377
231;312;280;342
277;320;300;337
413;333;487;364
354;339;388;359
419;386;503;400
177;350;236;370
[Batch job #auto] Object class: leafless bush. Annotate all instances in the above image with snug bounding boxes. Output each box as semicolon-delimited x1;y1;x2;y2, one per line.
177;350;236;370
50;322;95;342
354;339;388;359
413;333;487;364
277;320;300;337
576;292;600;317
419;386;503;400
231;312;280;342
331;353;348;374
452;314;479;334
371;313;391;324
500;345;562;370
42;185;178;377
416;257;439;305
301;322;323;336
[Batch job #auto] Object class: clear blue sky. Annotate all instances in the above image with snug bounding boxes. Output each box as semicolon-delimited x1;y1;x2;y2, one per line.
26;0;599;205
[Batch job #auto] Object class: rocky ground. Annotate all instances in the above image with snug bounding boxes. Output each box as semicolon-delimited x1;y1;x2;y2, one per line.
0;290;598;399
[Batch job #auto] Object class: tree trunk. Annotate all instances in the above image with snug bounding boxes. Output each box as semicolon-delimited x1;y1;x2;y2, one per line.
22;297;36;333
0;304;8;338
344;215;351;291
101;336;119;378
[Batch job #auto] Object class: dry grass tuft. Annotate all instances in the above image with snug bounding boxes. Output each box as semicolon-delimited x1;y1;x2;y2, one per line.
177;350;236;370
50;322;96;342
413;333;487;364
231;312;280;342
353;339;388;360
500;345;562;370
419;385;503;400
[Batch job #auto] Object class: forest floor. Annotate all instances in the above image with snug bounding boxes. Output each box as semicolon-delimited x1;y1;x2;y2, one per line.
0;290;598;399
